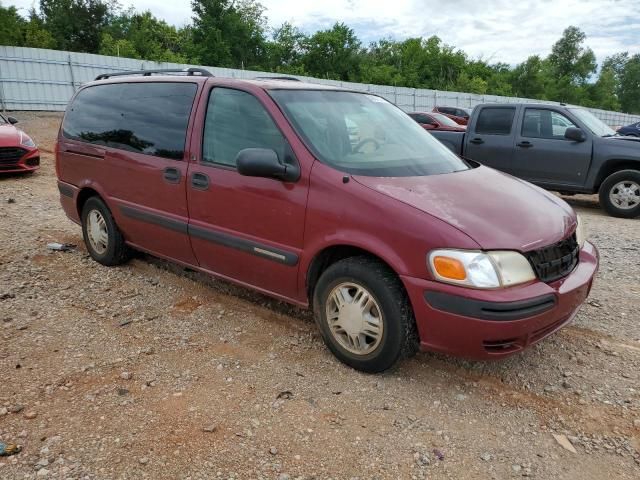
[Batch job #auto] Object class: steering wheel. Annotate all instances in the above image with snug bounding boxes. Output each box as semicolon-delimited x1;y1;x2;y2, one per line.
353;137;381;153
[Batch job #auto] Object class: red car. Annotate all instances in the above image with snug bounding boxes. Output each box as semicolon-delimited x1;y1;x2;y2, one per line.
55;69;598;372
0;114;40;173
408;112;467;132
433;106;471;125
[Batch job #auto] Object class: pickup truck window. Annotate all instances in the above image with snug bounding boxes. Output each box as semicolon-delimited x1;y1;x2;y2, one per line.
475;107;515;135
203;88;287;167
271;90;469;177
522;109;577;139
568;108;616;137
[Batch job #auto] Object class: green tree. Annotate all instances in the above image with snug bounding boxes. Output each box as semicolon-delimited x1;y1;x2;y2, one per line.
511;55;547;98
545;26;596;103
39;0;116;52
265;22;307;74
618;54;640;114
191;0;267;68
24;8;56;49
0;3;26;46
587;67;620;111
101;10;190;62
303;22;362;81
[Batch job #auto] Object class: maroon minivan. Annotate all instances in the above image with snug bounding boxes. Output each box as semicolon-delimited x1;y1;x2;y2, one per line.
56;69;598;372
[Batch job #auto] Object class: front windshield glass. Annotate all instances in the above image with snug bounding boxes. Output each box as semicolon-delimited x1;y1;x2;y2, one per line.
431;113;460;127
270;90;469;177
569;108;616;137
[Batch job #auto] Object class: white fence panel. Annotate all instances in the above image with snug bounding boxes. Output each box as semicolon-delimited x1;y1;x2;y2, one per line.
1;46;639;126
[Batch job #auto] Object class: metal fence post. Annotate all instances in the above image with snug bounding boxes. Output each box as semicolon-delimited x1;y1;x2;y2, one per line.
67;54;76;92
0;61;6;113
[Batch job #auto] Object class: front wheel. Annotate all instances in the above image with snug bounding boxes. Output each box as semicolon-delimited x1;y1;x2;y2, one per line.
599;170;640;218
313;256;418;373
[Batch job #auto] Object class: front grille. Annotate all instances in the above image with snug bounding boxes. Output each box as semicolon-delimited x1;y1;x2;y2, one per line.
525;234;579;283
0;147;27;167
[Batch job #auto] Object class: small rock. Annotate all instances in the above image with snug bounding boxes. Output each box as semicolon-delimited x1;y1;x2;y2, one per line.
120;372;133;380
413;452;431;466
139;457;149;465
36;468;49;477
278;474;290;480
552;433;577;453
269;447;278;455
633;419;640;430
512;464;522;473
454;393;467;401
9;405;24;414
23;411;38;420
0;407;8;416
7;198;15;204
480;453;492;461
203;425;217;433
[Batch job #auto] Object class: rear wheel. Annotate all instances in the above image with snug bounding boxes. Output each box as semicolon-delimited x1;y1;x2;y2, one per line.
313;256;418;373
599;170;640;218
81;197;131;265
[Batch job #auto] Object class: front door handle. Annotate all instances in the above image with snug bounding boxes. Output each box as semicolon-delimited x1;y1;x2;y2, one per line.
517;141;533;148
163;167;181;183
191;172;209;190
469;138;484;145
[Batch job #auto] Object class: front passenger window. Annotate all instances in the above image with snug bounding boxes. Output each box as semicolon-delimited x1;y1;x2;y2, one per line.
203;88;287;166
522;109;577;140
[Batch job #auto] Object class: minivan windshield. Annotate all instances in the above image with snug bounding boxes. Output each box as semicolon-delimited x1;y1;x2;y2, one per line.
270;90;469;177
568;108;617;137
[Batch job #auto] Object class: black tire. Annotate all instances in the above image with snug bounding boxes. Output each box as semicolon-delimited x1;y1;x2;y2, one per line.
81;196;131;266
599;169;640;218
312;256;418;373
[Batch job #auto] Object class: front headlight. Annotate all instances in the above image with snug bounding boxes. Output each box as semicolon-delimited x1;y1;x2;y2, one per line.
575;214;585;248
20;131;36;147
428;249;536;289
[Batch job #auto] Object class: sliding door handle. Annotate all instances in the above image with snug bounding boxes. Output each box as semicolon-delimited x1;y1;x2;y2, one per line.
163;167;181;183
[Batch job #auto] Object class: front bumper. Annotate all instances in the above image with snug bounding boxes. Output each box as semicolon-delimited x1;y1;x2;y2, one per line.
401;241;599;359
0;147;40;173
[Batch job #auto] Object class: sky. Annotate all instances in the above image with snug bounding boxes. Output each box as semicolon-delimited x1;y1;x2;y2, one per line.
6;0;640;65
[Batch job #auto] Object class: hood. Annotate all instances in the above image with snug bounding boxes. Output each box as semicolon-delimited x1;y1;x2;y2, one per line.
0;124;21;146
605;135;640;145
353;166;576;251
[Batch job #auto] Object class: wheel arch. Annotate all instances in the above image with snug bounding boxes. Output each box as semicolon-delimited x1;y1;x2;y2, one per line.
76;187;102;218
305;244;402;306
595;159;640;192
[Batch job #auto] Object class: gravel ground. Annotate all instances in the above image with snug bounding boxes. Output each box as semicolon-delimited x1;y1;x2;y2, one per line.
0;112;639;480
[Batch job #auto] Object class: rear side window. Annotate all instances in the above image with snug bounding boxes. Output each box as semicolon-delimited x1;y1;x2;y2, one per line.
63;82;197;160
202;88;287;167
475;107;515;135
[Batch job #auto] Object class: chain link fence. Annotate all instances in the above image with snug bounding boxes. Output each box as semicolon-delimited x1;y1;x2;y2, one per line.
2;46;639;127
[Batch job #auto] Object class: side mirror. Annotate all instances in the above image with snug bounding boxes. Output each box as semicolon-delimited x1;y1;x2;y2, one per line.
565;127;586;142
7;116;18;125
236;148;299;182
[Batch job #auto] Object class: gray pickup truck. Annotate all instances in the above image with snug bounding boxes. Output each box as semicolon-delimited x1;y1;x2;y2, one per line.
430;103;640;218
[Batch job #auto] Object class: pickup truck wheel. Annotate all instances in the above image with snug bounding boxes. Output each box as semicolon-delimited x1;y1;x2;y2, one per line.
81;197;131;266
313;256;418;373
599;170;640;218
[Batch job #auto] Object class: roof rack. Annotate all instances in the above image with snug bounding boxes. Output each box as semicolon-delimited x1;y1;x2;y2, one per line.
254;76;301;82
95;68;213;81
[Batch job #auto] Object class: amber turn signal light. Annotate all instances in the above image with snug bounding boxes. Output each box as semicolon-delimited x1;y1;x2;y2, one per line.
432;256;467;281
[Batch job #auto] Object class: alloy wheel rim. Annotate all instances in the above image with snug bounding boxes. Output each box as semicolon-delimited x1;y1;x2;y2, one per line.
87;210;108;254
609;181;640;210
325;282;384;355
